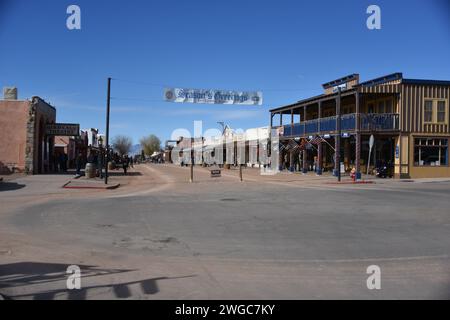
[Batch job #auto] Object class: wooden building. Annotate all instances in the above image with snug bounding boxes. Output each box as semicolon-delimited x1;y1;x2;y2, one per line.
270;73;450;178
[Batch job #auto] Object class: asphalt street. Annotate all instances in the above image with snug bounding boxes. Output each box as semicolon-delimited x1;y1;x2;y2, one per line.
0;164;449;299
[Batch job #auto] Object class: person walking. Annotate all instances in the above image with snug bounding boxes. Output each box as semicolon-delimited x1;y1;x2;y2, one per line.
75;152;83;176
97;151;104;179
122;155;128;175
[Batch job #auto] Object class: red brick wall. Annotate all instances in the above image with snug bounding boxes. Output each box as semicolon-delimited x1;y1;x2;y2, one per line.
0;100;29;173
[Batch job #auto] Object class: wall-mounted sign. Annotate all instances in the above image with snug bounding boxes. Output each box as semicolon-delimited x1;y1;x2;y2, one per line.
164;88;263;105
46;123;80;136
332;83;347;93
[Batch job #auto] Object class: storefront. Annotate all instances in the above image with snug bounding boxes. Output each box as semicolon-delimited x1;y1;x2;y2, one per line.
270;73;450;178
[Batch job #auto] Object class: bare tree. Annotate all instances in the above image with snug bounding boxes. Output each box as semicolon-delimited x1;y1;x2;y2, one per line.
140;134;161;157
112;135;133;156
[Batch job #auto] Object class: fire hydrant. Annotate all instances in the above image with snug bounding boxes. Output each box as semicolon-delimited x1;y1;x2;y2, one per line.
350;168;356;182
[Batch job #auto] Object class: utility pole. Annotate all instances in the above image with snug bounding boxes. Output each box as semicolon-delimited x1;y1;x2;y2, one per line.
190;148;194;183
336;87;342;182
105;77;111;184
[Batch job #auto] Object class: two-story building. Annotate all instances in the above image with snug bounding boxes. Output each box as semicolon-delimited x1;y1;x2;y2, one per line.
270;73;450;178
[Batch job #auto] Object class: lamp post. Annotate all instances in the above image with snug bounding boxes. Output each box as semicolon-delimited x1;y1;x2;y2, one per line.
98;136;104;179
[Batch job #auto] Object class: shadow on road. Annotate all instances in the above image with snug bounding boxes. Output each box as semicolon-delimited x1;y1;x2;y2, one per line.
106;171;142;177
0;182;26;192
0;261;195;300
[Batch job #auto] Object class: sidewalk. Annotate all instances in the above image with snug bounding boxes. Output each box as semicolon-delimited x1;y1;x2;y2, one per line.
63;177;120;190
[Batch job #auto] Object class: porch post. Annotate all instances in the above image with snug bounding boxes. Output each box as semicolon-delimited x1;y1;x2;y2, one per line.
302;148;307;174
334;90;341;179
318;101;322;132
355;91;361;179
279;142;284;171
289;147;294;172
317;141;323;175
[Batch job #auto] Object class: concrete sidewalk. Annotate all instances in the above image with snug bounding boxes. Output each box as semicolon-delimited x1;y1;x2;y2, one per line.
63;178;120;190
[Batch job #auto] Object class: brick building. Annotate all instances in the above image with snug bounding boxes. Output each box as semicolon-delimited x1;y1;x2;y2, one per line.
0;91;56;174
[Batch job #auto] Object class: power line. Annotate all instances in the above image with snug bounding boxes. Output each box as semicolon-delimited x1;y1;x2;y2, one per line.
112;77;317;93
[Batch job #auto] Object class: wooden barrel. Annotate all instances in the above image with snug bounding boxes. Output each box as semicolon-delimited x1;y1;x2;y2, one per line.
85;163;96;178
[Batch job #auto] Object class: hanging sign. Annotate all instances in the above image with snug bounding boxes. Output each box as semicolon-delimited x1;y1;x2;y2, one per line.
164;88;263;105
46;123;80;136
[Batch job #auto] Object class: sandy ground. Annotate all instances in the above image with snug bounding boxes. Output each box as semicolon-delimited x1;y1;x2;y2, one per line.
0;164;449;299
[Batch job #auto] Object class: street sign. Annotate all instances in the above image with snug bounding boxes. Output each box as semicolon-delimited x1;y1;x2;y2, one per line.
46;123;80;136
367;134;375;174
369;135;375;149
210;169;221;178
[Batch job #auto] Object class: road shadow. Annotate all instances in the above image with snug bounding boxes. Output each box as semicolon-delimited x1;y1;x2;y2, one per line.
106;171;142;177
0;261;195;300
0;182;26;192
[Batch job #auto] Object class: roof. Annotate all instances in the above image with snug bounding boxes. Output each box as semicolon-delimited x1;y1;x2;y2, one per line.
402;78;450;86
270;72;450;113
322;74;359;89
356;73;403;87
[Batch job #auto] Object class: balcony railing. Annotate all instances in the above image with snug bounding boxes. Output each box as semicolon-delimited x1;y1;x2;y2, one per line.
360;113;399;132
281;113;399;137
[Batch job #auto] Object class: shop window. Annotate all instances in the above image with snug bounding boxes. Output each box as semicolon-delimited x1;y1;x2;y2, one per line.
414;138;448;166
368;103;374;113
437;101;446;123
424;100;433;122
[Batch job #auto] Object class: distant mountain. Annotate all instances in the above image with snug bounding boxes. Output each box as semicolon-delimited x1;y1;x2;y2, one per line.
130;144;142;156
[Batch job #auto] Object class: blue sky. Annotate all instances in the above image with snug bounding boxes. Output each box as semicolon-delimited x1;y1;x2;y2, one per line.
1;0;449;144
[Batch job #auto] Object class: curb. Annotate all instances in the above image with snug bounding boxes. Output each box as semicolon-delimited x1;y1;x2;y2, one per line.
62;181;120;190
325;180;375;185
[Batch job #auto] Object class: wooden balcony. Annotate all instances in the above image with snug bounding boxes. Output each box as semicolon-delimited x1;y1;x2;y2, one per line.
281;113;399;137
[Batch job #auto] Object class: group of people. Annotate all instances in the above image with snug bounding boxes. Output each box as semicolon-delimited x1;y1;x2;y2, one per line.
72;151;137;177
111;153;134;175
54;152;68;173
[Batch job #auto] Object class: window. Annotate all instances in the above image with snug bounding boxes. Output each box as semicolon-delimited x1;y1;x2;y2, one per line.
437;101;446;123
414;138;448;166
378;101;385;113
385;99;393;113
424;100;433;122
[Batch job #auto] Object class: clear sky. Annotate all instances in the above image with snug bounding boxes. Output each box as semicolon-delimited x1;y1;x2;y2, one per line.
1;0;449;144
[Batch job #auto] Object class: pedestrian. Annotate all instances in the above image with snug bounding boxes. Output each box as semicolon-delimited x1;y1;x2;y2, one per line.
58;153;65;173
75;151;83;176
122;156;128;175
63;153;68;172
130;157;134;168
97;151;104;179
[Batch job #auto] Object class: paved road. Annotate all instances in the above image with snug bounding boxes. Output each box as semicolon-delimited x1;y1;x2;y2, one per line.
1;164;449;299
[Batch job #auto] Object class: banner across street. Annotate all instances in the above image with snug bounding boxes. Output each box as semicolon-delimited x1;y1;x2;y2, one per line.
164;87;263;105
